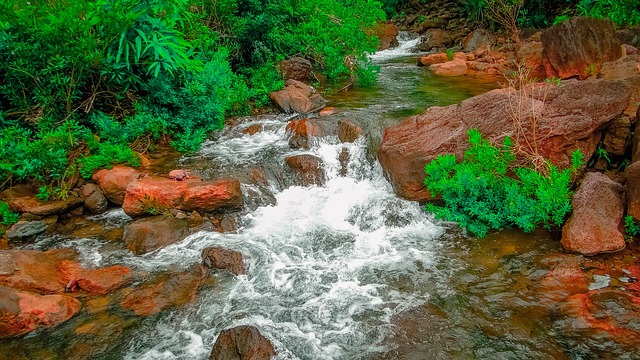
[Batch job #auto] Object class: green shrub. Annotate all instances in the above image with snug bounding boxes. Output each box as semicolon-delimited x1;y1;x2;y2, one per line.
577;0;640;27
625;215;640;242
0;200;19;226
424;129;583;237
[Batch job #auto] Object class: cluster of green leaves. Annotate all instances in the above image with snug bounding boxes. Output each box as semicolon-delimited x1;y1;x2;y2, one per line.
424;129;583;237
576;0;640;27
0;200;19;226
625;215;640;242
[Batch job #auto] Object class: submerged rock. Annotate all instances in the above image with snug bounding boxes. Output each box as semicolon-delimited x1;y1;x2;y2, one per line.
120;264;207;317
123;216;189;255
202;247;247;275
561;172;626;256
0;286;81;338
378;78;632;201
210;325;277;360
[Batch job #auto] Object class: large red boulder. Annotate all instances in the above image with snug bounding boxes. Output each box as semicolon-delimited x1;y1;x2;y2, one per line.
375;23;399;51
210;325;277;360
541;17;623;79
120;265;206;316
0;286;81;338
516;40;546;80
3;185;82;216
122;216;189;255
561;172;626;256
58;261;133;295
269;80;327;114
337;120;362;143
81;183;108;214
92;165;143;205
122;177;243;217
429;58;468;77
378;78;632;201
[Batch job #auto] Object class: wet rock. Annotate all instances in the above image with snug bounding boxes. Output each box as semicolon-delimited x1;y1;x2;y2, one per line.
58;261;133;295
278;56;312;82
211;214;239;234
541;17;623;79
378;78;632;201
318;107;339;117
122;177;243;217
92;165;143;205
624;162;640;221
623;44;640;56
120;264;206;316
8;195;82;216
285;119;323;149
81;184;108;214
429;58;468;77
337;120;362;143
616;27;640;48
202;247;247;275
285;155;326;187
6;221;47;241
123;216;189;255
210;325;277;360
462;29;495;52
243;124;264;136
602;116;631;156
0;249;77;293
168;169;189;181
0;286;81;338
339;148;350;177
561;172;626;256
418;53;448;67
269;79;327;114
375;23;399;51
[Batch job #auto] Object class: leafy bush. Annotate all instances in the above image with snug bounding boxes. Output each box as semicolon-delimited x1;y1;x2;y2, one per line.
625;215;640;242
0;200;19;226
424;129;583;237
576;0;640;27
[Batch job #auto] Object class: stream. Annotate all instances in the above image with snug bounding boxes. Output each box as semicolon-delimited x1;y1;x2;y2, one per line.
2;34;640;360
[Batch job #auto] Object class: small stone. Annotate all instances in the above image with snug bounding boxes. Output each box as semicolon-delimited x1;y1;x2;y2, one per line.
6;221;47;241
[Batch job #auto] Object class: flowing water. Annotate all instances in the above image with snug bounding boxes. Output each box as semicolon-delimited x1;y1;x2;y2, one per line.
3;34;640;360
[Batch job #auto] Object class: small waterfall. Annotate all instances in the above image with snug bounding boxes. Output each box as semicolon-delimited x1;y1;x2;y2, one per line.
369;31;422;61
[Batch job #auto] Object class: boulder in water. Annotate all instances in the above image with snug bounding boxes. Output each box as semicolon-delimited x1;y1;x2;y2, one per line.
285;155;326;187
202;247;247;275
92;165;144;205
81;183;108;214
285;119;323;149
123;216;189;255
561;172;626;256
269;80;327;114
209;325;277;360
337;120;362;143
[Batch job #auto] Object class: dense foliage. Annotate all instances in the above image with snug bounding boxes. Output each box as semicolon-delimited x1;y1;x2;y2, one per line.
0;0;385;194
424;129;583;237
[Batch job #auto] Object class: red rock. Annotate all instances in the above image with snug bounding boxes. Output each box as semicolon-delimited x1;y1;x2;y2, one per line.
561;172;626;256
623;44;640;56
81;184;108;214
378;78;632;201
285;119;323;149
337;120;362;143
92;165;143;205
121;265;206;316
375;23;399;51
418;53;448;67
418;29;454;51
122;216;189;255
202;247;247;275
516;41;546;80
285;155;326;187
278;56;312;82
624;162;640;221
8;195;82;216
58;261;133;295
122;177;243;217
0;286;81;338
318;107;339;117
269;80;326;114
602;116;631;156
462;29;495;52
210;325;277;360
541;17;623;79
430;58;468;77
0;249;77;294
